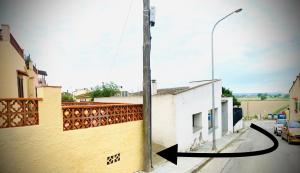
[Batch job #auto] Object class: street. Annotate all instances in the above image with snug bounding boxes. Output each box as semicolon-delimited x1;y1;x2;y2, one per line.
197;120;300;173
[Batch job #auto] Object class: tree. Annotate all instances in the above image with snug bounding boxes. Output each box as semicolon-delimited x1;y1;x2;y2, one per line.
233;97;241;107
222;87;241;107
61;92;74;102
90;82;120;101
274;94;282;98
257;93;268;100
283;94;289;99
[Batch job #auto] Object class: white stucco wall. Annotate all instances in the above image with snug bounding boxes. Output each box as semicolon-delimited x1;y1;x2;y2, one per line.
174;81;222;151
95;95;177;147
234;120;243;132
95;81;223;151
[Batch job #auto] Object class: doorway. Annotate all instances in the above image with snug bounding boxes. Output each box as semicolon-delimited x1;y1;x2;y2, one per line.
222;101;228;135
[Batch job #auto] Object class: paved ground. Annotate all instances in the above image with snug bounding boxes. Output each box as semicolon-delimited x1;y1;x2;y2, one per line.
140;127;246;173
197;120;300;173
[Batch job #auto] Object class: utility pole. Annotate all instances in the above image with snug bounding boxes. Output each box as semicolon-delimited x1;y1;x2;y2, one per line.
143;0;152;172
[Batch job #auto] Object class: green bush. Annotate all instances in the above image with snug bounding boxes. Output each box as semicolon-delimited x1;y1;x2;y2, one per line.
90;82;120;101
222;87;241;107
61;92;74;102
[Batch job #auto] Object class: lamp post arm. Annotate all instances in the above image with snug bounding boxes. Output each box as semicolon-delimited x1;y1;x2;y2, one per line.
212;11;236;34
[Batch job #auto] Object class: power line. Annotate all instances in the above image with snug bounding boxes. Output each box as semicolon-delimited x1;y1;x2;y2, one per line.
107;0;135;80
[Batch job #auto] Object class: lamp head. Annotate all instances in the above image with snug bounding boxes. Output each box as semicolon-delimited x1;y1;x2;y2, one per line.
235;8;243;13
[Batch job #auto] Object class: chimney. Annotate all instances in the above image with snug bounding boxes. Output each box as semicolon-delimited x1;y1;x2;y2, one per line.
151;79;157;95
1;24;10;41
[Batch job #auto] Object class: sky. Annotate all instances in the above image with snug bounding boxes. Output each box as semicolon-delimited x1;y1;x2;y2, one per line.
0;0;299;93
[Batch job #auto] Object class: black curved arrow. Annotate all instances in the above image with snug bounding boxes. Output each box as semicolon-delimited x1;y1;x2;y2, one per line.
156;123;279;165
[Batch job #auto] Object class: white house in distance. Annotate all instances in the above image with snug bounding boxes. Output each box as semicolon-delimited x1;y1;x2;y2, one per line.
95;80;234;151
72;88;90;97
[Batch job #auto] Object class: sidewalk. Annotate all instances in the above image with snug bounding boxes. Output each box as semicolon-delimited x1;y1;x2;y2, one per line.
138;128;248;173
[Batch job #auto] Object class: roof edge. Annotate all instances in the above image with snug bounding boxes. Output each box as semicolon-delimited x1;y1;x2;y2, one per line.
174;79;221;95
289;73;300;93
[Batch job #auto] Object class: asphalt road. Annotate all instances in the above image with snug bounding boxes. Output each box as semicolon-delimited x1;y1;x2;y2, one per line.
221;121;300;173
197;120;300;173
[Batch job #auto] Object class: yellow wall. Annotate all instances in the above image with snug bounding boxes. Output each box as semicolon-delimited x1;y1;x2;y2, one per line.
241;100;289;117
0;37;37;98
289;76;300;121
0;41;26;98
0;86;144;173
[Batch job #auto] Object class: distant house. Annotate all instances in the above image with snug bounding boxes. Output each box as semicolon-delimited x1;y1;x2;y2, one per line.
0;24;47;98
73;85;129;102
74;92;92;102
95;80;233;151
116;90;129;97
72;88;90;97
72;88;92;102
289;73;300;121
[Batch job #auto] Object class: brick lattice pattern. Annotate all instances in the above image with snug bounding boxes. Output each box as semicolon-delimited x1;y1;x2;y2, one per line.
0;98;40;128
62;102;143;131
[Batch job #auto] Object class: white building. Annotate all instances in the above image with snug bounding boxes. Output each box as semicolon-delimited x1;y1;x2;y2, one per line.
95;80;233;151
72;88;90;97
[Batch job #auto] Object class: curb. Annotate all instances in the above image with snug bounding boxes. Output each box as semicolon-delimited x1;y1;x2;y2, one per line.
188;127;249;173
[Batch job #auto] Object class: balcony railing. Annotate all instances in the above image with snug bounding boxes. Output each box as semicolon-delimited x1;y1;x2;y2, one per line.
0;98;42;128
38;78;47;86
62;102;143;131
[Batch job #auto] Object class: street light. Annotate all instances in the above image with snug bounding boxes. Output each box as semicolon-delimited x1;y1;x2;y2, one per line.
211;8;242;150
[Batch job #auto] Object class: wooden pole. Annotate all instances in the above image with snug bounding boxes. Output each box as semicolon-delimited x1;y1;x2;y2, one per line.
143;0;152;171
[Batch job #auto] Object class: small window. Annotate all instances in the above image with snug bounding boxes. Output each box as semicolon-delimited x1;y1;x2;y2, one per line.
208;108;218;131
192;113;202;133
17;75;24;98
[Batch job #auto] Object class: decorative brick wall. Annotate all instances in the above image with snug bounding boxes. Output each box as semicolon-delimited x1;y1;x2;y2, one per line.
62;102;143;131
0;98;41;128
